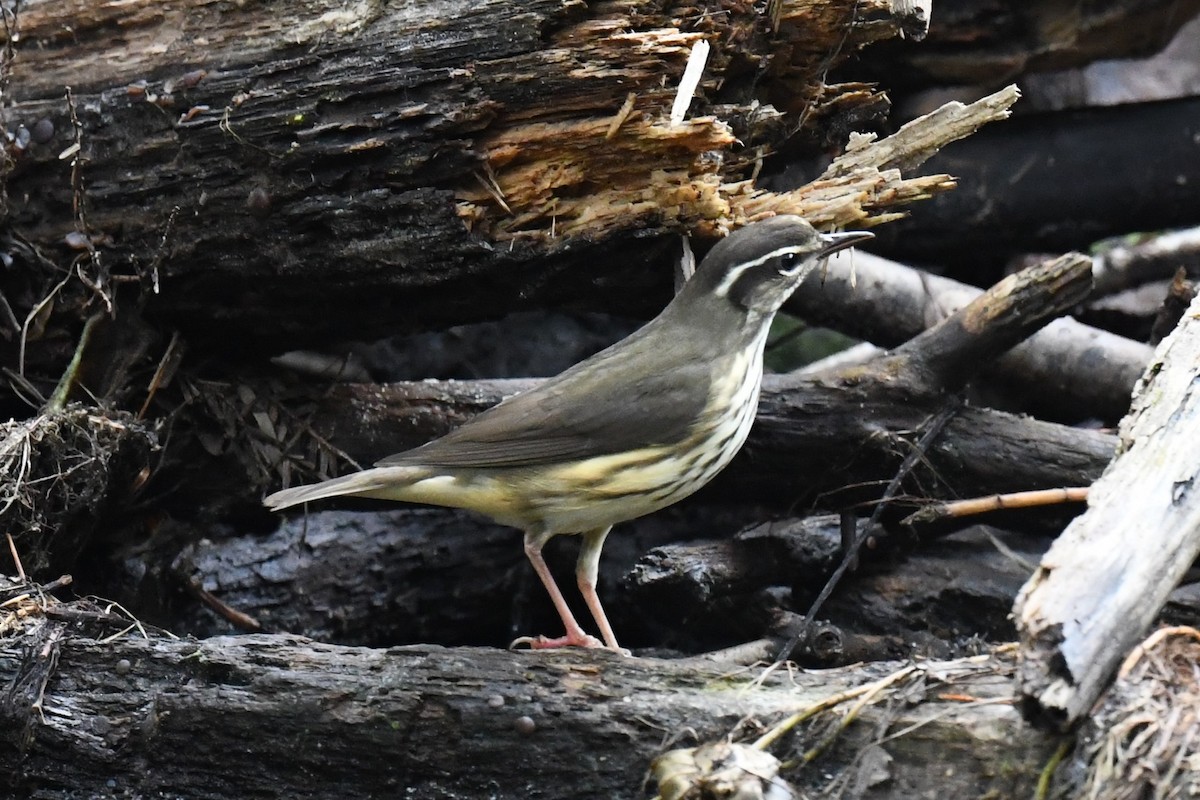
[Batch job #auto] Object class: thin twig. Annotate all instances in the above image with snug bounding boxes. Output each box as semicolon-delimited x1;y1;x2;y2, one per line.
5;532;25;583
46;311;103;412
778;396;963;663
138;330;184;419
18;272;72;376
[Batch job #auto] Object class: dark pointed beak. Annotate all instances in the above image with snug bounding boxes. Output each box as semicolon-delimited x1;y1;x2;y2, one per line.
819;230;874;258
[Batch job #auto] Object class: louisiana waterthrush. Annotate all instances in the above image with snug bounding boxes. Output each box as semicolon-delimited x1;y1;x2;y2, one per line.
265;216;872;652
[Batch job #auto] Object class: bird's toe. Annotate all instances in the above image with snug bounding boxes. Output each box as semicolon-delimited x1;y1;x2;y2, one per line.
509;632;608;650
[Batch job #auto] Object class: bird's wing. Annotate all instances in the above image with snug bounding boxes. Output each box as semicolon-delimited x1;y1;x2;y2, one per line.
376;329;711;469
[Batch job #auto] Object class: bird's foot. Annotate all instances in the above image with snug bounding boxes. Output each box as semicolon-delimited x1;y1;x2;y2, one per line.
510;632;604;649
510;632;628;654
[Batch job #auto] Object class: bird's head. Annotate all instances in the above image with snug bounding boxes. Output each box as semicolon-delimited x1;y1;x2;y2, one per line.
682;216;873;319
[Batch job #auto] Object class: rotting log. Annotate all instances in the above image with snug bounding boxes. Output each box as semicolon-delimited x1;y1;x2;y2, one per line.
132;506;1058;656
1015;292;1200;731
0;615;1054;800
628;523;1051;658
1;0;950;370
140;383;1111;650
136;505;751;649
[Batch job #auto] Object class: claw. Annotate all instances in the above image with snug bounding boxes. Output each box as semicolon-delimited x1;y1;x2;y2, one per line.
509;632;607;650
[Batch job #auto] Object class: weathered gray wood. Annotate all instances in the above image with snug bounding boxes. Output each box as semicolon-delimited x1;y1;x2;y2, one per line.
0;625;1054;799
787;250;1152;422
1015;292;1200;730
1091;225;1200;295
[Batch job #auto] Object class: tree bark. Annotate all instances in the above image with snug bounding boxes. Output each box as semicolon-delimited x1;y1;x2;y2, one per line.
1;0;946;367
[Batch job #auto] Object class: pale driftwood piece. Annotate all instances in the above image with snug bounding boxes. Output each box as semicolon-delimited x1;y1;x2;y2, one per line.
889;0;933;38
828;85;1020;176
1014;292;1200;730
788;250;1152;422
1091;225;1200;295
0;624;1054;799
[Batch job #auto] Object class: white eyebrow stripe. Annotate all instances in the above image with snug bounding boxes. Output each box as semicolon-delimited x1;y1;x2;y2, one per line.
712;245;807;297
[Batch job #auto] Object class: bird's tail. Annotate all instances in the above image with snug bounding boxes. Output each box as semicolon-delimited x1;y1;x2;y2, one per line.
263;467;423;511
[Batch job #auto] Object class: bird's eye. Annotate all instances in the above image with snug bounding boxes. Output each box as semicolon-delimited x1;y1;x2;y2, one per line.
778;252;799;272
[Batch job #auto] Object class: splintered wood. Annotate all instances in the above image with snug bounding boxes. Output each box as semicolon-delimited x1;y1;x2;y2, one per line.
456;0;1016;242
456;114;736;239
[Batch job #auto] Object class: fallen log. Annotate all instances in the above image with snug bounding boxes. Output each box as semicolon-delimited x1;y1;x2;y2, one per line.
867;96;1200;269
0;607;1054;799
858;0;1200;88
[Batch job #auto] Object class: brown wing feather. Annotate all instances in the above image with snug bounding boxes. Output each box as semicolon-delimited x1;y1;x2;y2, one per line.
376;319;712;469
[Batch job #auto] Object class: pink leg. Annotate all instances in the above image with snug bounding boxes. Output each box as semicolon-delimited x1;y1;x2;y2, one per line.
576;527;628;655
510;530;604;650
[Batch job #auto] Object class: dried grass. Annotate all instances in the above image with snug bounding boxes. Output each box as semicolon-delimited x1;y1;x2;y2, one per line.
181;376;358;492
0;406;154;573
1075;627;1200;800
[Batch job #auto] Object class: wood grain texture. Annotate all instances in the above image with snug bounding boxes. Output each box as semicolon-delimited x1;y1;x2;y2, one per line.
1015;293;1200;730
0;628;1052;799
0;0;963;363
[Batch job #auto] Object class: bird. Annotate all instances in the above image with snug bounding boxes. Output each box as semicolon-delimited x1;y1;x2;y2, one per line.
264;216;872;653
